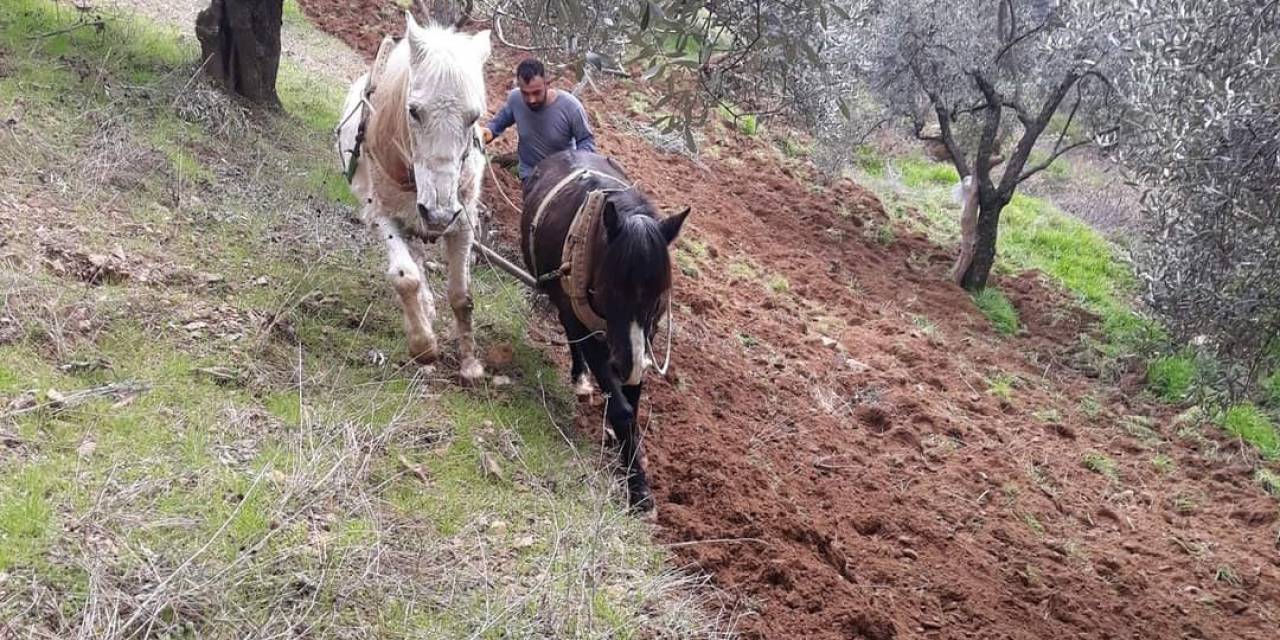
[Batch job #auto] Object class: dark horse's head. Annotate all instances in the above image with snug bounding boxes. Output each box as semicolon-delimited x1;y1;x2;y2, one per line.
596;191;689;386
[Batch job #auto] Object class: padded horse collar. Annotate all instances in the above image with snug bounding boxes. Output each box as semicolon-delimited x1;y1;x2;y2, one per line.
527;168;631;333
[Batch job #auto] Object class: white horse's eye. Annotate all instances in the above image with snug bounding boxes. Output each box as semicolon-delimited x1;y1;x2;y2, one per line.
408;105;422;122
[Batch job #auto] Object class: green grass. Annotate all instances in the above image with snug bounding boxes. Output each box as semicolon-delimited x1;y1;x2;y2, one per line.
972;288;1019;335
1151;454;1175;474
1221;404;1279;459
896;157;958;188
986;373;1016;401
1262;371;1280;408
997;194;1160;353
1082;452;1120;481
719;103;759;135
852;145;885;177
1146;352;1198;402
1255;468;1280;497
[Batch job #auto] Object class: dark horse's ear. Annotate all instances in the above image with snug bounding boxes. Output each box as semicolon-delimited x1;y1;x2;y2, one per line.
603;200;623;243
660;207;690;245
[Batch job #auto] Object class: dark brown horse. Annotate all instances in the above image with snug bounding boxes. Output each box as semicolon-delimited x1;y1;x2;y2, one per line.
521;150;689;511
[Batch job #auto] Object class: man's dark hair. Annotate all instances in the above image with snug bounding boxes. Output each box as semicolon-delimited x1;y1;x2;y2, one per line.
516;59;546;84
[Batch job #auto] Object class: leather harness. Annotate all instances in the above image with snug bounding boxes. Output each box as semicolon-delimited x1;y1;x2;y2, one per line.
527;168;631;333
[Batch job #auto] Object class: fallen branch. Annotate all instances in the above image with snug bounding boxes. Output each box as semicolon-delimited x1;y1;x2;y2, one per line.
27;19;105;40
2;381;151;420
396;453;431;484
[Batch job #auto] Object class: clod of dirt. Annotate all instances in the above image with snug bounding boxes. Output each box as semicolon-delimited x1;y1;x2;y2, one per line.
485;343;515;369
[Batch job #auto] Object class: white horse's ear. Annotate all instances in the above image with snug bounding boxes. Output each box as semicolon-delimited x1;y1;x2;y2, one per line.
405;10;421;36
472;30;492;62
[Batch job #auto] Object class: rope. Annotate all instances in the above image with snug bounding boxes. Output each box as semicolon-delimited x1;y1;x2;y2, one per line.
487;158;523;215
647;293;675;376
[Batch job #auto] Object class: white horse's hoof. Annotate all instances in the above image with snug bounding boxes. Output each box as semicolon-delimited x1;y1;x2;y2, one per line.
459;357;485;384
408;336;440;364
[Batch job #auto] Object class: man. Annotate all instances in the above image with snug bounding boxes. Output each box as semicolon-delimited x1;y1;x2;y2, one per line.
481;59;596;190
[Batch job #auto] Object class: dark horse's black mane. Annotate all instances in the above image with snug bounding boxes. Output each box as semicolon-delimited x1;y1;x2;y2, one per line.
597;187;672;296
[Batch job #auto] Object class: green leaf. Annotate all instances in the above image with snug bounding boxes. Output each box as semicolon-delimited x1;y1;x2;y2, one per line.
641;2;651;31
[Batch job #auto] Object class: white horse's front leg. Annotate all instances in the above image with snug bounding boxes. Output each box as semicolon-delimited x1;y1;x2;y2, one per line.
375;216;439;363
444;218;484;383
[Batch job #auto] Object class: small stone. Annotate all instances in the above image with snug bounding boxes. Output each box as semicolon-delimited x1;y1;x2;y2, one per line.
491;375;513;387
513;535;535;549
480;451;503;479
77;439;97;458
183;321;208;331
487;520;508;536
45;389;66;406
819;336;838;349
254;276;270;286
87;254;108;268
844;358;869;372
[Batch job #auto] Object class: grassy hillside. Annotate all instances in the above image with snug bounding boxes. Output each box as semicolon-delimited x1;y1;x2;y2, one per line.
0;2;725;637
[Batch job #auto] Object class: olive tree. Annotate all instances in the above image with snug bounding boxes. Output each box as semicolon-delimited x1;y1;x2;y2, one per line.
1120;0;1280;399
834;0;1126;290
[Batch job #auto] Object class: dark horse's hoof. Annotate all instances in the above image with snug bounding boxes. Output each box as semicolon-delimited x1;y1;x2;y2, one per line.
627;478;655;515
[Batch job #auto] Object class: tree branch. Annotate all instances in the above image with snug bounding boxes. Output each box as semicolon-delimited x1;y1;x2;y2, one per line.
997;71;1080;194
908;57;969;177
1013;126;1116;184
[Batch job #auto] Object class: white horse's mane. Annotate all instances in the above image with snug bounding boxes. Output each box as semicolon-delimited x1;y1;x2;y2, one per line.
361;17;490;189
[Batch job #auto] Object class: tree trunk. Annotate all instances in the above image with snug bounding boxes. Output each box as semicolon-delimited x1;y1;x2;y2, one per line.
959;194;1006;291
951;176;979;286
195;0;284;107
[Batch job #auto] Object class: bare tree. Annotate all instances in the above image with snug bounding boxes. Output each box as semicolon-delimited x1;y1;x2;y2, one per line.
1120;0;1280;400
839;0;1125;290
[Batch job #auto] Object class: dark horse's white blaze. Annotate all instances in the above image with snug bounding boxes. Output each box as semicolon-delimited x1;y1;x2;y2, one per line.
521;150;689;511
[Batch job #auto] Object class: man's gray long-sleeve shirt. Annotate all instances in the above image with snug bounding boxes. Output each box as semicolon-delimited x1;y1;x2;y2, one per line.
486;89;596;179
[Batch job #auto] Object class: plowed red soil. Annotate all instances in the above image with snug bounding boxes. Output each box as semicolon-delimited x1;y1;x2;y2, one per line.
298;3;1280;638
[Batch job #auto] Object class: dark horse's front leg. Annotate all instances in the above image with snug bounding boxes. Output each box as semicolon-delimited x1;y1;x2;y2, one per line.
578;337;653;512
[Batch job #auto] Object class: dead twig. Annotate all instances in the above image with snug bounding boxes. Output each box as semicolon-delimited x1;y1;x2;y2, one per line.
396;453;431;484
27;19;105;40
1;381;150;420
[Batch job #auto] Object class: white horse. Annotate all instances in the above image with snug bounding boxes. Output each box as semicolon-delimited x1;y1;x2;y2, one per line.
336;14;491;382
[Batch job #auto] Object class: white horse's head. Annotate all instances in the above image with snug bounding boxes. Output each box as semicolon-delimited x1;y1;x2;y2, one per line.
402;13;491;231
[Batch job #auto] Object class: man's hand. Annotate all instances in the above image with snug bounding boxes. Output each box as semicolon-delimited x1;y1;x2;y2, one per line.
480;127;494;144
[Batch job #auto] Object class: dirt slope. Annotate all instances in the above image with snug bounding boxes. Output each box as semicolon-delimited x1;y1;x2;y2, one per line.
298;3;1280;638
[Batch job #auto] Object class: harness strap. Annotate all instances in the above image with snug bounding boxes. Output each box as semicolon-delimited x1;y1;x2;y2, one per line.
526;168;631;334
527;168;629;280
565;190;610;332
341;36;396;185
